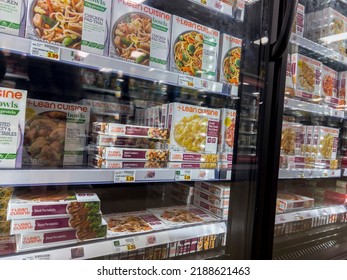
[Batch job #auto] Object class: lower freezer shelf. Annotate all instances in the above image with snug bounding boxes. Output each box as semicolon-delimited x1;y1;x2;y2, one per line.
0;221;227;260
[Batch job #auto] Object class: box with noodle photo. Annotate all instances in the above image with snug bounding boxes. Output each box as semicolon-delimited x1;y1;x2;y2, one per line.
109;0;172;70
25;0;112;55
170;15;220;81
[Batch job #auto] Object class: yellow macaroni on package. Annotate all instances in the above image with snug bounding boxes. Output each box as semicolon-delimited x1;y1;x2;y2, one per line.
166;103;221;154
315;126;339;160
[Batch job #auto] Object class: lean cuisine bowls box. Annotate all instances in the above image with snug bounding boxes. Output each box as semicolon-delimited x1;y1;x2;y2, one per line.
147;205;217;227
170;15;220;81
0;88;27;168
104;211;168;237
16;219;107;251
322;65;338;105
109;0;172;70
218;34;242;86
315;126;339;160
7;188;100;220
23;99;90;167
0;0;26;36
26;0;111;55
167;103;221;154
291;53;322;100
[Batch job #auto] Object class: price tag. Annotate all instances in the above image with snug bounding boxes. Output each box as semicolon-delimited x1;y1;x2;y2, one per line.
30;41;60;61
114;171;136;183
22;253;51;260
178;75;195;88
175;170;191;181
113;238;136;254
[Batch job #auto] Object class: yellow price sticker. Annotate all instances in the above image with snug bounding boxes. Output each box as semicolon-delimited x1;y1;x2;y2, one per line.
126;176;134;182
47;51;59;60
184;175;191;180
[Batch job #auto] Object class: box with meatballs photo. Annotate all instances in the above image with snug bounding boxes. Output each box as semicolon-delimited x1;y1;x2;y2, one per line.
23;98;90;167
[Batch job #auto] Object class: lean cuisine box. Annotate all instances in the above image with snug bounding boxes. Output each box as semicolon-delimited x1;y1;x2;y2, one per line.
291;53;322;100
219;108;236;153
104;211;168;237
195;181;230;198
292;3;305;36
170;15;220;81
0;88;27;168
25;0;112;55
321;65;338;105
315;126;339;160
7;189;100;220
16;219;107;251
23;99;90;167
0;0;26;36
88;156;167;169
218;34;242;86
10;213;102;234
169;151;218;163
276;192;314;213
167;103;220;154
109;0;172;70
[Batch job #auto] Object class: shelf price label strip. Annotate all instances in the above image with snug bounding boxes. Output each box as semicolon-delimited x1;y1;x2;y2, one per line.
30;41;60;61
114;171;136;183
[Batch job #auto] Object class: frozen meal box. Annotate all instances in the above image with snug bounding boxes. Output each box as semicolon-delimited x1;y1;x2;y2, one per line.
292;3;305;36
285;54;293;89
322;65;338;104
104;211;168;237
23;99;90;167
26;0;112;55
170;15;220;81
171;182;195;196
276;192;314;213
324;190;347;204
338;71;347;105
0;235;16;256
166;189;194;205
0;0;26;36
218;152;233;162
16;219;107;251
193;196;228;219
90;133;164;149
217;161;232;169
321;8;347;38
0;187;14;198
147;205;218;227
7;188;100;220
315;126;339;160
219;34;242;86
219;108;236;153
195;181;230;198
167;103;220;153
167;162;217;169
88;156;167;169
92;122;169;140
292;53;322;99
0;221;10;236
286;156;305;169
109;0;172;69
0;87;27;168
169;151;217;163
10;213;102;235
89;146;168;161
280;122;303;155
194;188;229;208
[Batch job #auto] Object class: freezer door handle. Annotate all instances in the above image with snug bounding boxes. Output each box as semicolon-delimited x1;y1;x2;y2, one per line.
270;0;298;60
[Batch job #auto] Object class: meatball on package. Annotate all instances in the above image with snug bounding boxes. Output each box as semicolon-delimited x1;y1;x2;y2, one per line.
109;0;172;70
23;99;90;167
26;0;112;55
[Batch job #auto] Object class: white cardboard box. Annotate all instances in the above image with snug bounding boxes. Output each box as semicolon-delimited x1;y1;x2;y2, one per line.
0;0;26;36
219;108;237;153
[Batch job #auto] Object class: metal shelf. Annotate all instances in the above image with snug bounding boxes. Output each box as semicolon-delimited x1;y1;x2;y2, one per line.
4;73;29;81
0;33;232;96
0;168;232;186
279;168;342;179
0;221;226;260
290;33;347;71
284;98;345;119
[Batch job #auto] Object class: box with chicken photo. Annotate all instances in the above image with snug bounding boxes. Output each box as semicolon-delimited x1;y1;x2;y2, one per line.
25;0;112;55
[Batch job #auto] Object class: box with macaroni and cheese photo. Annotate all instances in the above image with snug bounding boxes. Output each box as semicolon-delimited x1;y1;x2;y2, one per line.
170;15;220;81
166;103;221;154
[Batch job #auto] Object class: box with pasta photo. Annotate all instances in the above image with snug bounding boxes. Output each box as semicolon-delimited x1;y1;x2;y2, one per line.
166;103;220;154
321;65;338;105
218;34;242;86
25;0;112;55
315;126;339;160
109;0;172;70
170;15;220;81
